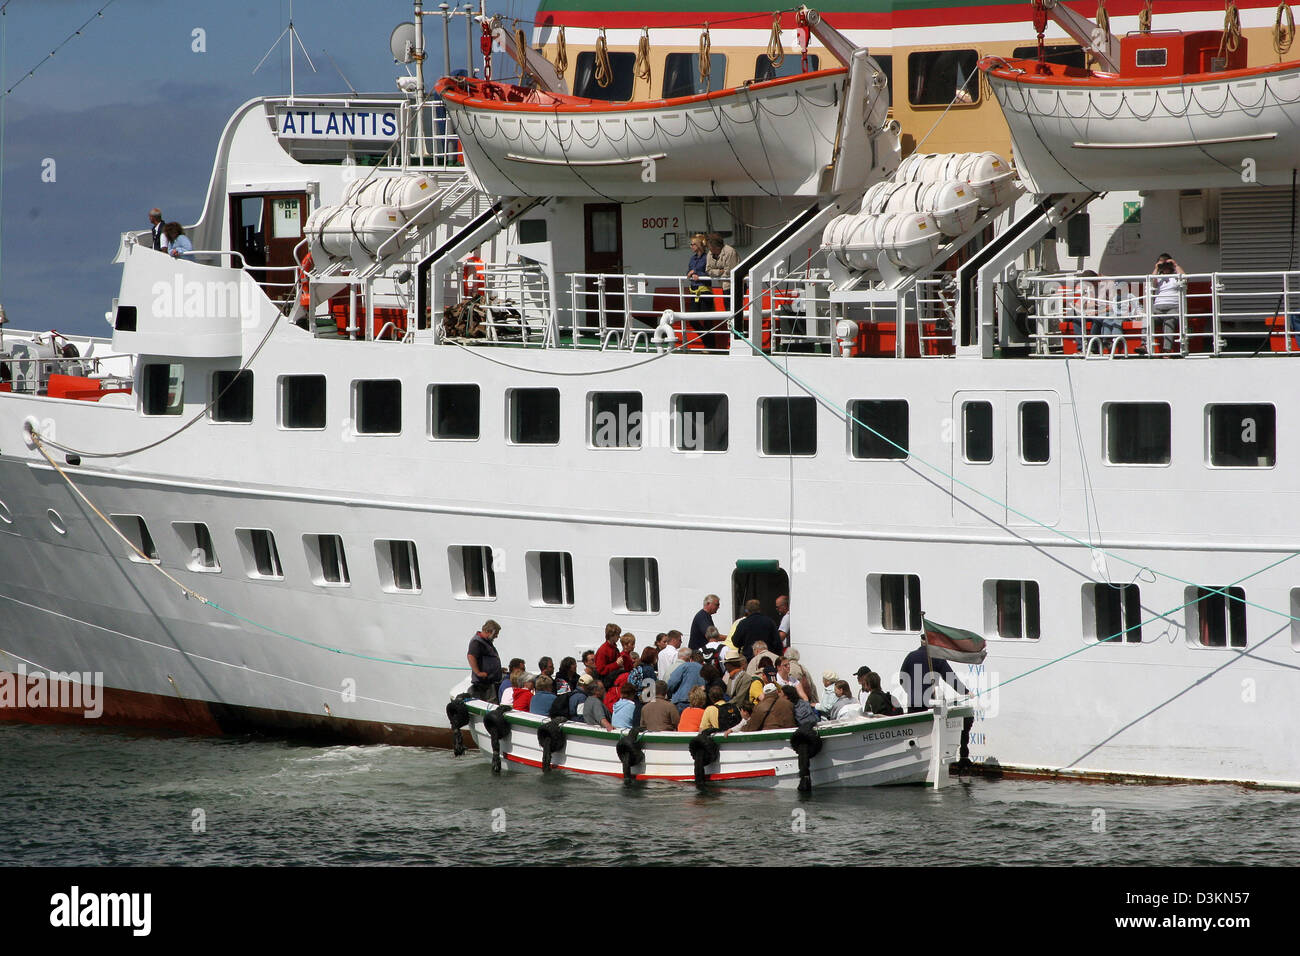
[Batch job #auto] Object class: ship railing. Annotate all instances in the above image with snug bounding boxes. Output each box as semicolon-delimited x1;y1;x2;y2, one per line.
745;271;836;354
398;100;469;170
1;353;132;396
1016;270;1300;357
455;260;553;346
563;273;732;353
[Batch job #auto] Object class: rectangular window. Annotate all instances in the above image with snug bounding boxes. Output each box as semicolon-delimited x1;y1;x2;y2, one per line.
908;50;980;106
1085;583;1142;643
451;545;497;599
753;52;821;83
986;580;1040;640
174;521;219;572
376;539;421;593
1020;401;1050;464
663;52;727;96
573;51;636;101
1207;404;1275;467
1135;48;1168;68
1106;403;1171;465
140;363;183;416
109;514;158;563
590;391;643;449
614;557;660;613
760;396;817;456
849;399;908;460
870;573;922;632
529;550;575;607
429;384;480;440
305;533;350;586
237;528;283;580
1012;44;1087;69
963;400;993;463
354;380;401;435
673;393;728;452
1188;586;1247;648
212;370;254;423
509;387;560;445
281;374;326;430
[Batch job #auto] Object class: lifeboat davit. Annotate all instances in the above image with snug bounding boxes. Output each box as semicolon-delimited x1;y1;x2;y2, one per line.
981;31;1300;193
434;69;852;198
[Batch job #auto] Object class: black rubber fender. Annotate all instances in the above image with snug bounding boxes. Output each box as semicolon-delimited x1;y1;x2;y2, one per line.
484;706;512;773
615;727;646;785
689;729;721;786
537;720;566;772
791;724;823;793
446;698;471;757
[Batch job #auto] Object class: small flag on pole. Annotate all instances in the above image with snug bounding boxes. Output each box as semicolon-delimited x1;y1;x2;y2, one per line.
922;616;988;664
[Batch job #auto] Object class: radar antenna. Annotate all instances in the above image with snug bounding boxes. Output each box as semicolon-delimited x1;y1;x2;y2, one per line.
252;0;319;103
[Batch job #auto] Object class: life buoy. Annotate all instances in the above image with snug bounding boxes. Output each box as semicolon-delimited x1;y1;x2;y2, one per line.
462;255;485;299
446;697;471;757
298;252;314;309
689;729;721;785
790;724;824;793
615;727;645;785
484;705;512;773
537;720;567;772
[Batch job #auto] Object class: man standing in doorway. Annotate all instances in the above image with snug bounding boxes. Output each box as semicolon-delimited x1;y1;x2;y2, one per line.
775;594;791;651
689;594;720;651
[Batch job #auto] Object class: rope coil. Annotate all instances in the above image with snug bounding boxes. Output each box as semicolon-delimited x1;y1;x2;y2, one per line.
1139;0;1153;34
514;28;529;82
553;25;567;79
699;22;712;92
1276;2;1296;57
766;11;785;69
635;26;652;91
594;28;612;88
1219;0;1242;57
1092;0;1110;68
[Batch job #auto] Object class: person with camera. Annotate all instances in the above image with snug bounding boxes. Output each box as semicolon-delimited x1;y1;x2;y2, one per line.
1151;253;1186;354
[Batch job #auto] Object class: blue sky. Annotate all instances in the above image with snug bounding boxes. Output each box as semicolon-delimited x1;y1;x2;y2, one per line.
0;0;537;336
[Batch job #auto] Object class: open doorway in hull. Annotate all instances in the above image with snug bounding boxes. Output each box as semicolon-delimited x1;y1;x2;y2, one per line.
731;560;788;630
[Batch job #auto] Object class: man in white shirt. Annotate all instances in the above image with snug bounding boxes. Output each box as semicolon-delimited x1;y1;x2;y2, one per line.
658;631;682;682
775;594;791;651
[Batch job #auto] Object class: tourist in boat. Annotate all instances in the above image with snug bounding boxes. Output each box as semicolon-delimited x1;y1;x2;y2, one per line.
733;599;779;661
774;656;809;701
604;672;630;711
529;675;557;716
500;658;527;704
666;647;705;707
164;222;192;259
612;682;639;729
854;666;875;707
775;594;791;650
899;640;968;712
466;619;503;702
1151;253;1186;354
616;632;639;676
826;680;860;720
816;671;840;715
745;640;780;677
785;649;818;703
555;656;579;695
783;685;820;728
511;673;535;712
593;623;623;683
581;649;598;680
689;593;720;650
863;671;901;716
705;232;738;288
700;685;742;732
569;674;594;719
641;681;680;732
676;686;708;732
147;207;165;250
701;627;726;668
724;651;763;706
583;680;613;730
627;647;658;692
657;631;682;682
741;684;797;731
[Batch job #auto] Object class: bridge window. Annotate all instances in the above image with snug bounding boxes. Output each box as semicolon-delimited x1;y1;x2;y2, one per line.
849;399;908;459
212;370;254;423
664;52;727;97
509;387;560;444
429;384;480;440
573;51;636;101
377;539;421;593
529;550;574;607
673;393;728;452
237;528;283;580
754;52;821;83
174;522;219;572
908;50;980;106
986;580;1040;639
869;573;922;632
590;391;643;448
963;400;993;462
281;374;326;430
140;363;184;416
354;379;401;435
1187;586;1247;648
451;545;497;600
305;533;350;587
1207;403;1275;467
110;515;158;563
1106;403;1171;464
614;557;660;613
1020;401;1050;463
760;396;817;456
1085;583;1142;643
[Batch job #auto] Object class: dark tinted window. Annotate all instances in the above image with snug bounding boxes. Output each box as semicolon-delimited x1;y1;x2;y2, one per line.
664;52;726;96
1106;403;1170;464
908;50;979;105
1020;401;1050;463
573;51;636;101
356;380;401;434
1208;404;1275;466
282;375;326;429
849;399;908;459
213;370;253;423
675;394;728;451
964;401;993;463
754;52;820;83
761;396;816;456
510;388;560;444
1012;44;1087;69
430;384;480;440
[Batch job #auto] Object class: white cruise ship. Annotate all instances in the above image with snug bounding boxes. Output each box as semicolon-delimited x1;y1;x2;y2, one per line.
2;0;1298;787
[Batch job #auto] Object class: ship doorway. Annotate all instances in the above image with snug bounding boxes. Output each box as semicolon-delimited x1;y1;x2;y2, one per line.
730;561;788;631
230;191;308;302
582;203;624;336
951;390;1060;528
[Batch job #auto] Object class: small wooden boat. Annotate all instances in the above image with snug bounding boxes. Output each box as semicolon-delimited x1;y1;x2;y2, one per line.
435;68;856;198
981;30;1300;193
448;688;972;790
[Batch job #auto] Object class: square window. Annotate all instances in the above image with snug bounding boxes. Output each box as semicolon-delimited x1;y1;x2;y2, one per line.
1106;403;1171;464
236;528;283;580
281;375;327;430
140;363;184;416
450;545;497;599
613;557;660;613
109;514;158;563
354;380;401;435
963;401;993;463
1084;583;1142;643
174;522;220;572
868;573;922;632
849;399;908;460
663;52;727;96
509;388;560;445
528;550;574;607
573;51;636;101
305;533;350;587
1207;404;1275;467
429;384;480;440
760;396;816;456
1020;401;1050;464
212;370;254;423
985;580;1040;639
590;392;643;449
1186;586;1246;648
754;52;822;83
376;539;421;593
673;394;728;452
908;50;980;106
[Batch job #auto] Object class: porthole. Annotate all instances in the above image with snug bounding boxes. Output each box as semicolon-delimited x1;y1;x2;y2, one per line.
47;509;67;535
